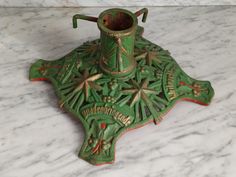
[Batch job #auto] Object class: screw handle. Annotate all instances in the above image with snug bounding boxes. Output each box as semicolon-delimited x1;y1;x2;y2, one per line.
72;14;98;28
134;8;148;23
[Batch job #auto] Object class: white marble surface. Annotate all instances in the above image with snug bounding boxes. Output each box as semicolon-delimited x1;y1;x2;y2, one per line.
1;0;236;7
0;6;236;177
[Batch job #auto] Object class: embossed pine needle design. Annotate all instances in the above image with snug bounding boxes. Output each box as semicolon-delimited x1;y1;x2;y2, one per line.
29;8;214;165
135;50;161;66
78;40;101;58
59;69;103;107
121;79;167;123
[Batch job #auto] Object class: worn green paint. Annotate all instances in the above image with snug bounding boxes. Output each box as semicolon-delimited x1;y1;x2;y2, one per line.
29;8;214;165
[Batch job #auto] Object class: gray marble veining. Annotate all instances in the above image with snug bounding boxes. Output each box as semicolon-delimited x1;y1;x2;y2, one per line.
0;6;236;177
0;0;236;7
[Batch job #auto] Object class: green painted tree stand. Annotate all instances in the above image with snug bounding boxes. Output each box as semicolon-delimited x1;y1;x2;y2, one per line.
29;8;214;165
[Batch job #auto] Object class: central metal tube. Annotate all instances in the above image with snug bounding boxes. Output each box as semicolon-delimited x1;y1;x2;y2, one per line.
97;8;138;77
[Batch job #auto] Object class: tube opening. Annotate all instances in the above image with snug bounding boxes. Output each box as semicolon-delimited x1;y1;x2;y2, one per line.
102;12;133;31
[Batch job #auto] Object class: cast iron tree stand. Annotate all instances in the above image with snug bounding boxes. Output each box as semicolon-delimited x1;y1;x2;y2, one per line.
29;8;214;165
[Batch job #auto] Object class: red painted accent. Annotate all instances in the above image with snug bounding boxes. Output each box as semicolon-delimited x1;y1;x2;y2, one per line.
30;78;48;81
179;81;201;91
94;161;114;166
181;98;209;106
179;81;186;86
100;123;106;129
92;142;100;154
179;81;195;89
92;140;104;154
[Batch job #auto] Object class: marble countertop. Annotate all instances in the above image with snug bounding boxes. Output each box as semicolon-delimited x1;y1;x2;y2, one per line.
0;6;236;177
1;0;236;7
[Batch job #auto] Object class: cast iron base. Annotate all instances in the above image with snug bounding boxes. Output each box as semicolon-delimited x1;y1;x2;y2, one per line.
29;25;214;165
